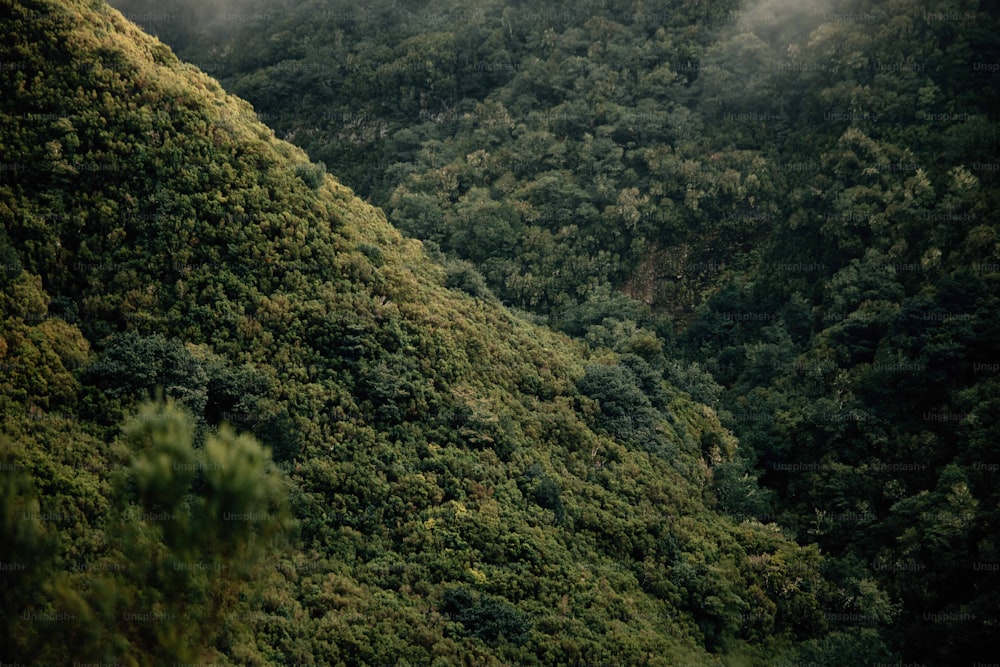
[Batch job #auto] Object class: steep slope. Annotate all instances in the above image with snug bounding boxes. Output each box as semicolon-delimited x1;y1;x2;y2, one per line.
109;0;752;314
0;1;893;665
102;1;1000;663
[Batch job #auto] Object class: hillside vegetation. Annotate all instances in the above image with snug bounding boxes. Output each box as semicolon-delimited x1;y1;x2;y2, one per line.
0;0;905;664
107;0;1000;664
106;0;1000;663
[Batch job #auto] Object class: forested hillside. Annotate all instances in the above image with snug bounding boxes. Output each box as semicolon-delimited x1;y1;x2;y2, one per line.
0;0;912;664
104;0;1000;663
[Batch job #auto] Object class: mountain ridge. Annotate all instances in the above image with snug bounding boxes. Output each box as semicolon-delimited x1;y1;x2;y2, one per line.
87;0;1000;662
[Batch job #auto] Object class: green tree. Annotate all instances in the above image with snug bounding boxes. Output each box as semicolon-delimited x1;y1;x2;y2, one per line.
0;438;60;661
576;362;658;446
101;400;290;662
84;333;209;418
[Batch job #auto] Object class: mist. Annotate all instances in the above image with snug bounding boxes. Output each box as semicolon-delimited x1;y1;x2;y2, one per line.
693;0;834;114
107;0;287;49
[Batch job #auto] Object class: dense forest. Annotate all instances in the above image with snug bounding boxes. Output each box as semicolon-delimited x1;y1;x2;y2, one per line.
2;0;998;664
